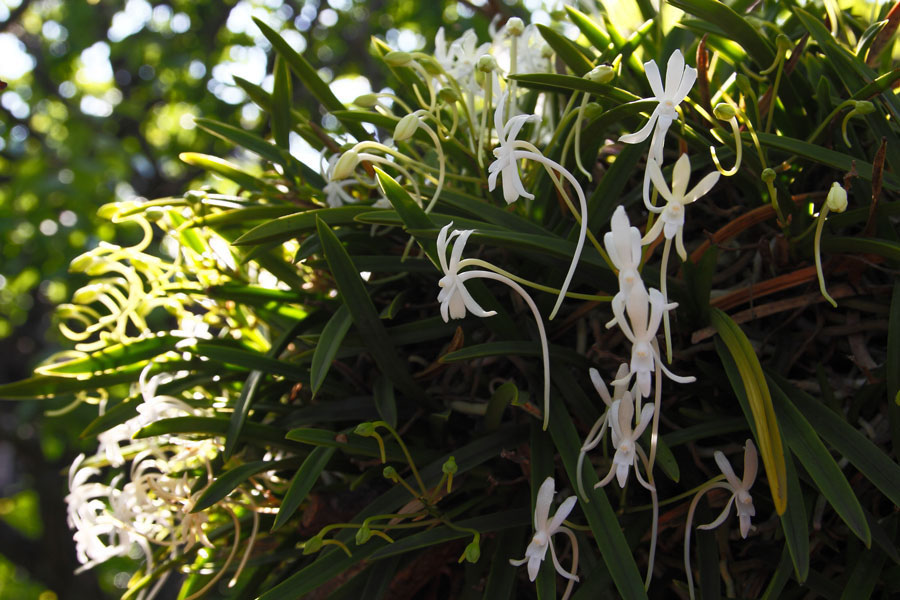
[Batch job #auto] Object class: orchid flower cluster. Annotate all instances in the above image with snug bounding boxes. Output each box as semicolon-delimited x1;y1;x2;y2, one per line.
17;5;892;598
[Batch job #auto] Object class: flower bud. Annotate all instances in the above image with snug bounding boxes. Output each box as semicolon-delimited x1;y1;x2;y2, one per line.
353;94;379;108
461;539;481;563
72;285;103;305
384;51;412;66
506;17;525;36
540;43;553;58
96;203;121;220
442;456;458;476
438;88;461;103
826;182;847;212
393;114;419;142
355;526;372;545
713;102;737;120
69;253;96;273
382;466;399;481
331;150;359;181
761;168;776;184
476;54;498;73
776;34;792;55
586;64;615;84
302;535;324;555
853;100;874;115
354;421;376;437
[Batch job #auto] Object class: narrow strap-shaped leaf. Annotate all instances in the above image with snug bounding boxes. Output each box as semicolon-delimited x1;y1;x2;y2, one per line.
537;24;594;76
252;17;369;141
224;320;306;460
191;340;308;380
272;54;292;150
823;236;900;261
839;545;888;600
766;372;900;508
193;458;301;513
761;548;795;600
373;166;438;264
889;281;900;456
316;217;426;402
510;73;639;104
769;378;870;545
667;0;774;67
372;376;397;429
565;6;611;54
271;445;336;531
233;205;373;246
481;527;527;600
780;450;810;581
711;309;787;515
310;304;352;397
134;416;298;450
547;395;648;600
35;334;180;376
179;152;282;194
284;427;408;462
1;362;146;400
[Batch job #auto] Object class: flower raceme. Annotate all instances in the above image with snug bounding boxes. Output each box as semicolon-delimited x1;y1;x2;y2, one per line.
595;389;655;490
619;49;697;205
436;223;552;428
509;477;580;600
643;153;721;260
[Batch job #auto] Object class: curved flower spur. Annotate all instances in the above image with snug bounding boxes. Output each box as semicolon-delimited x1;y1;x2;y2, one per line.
487;91;589;321
509;477;580;600
435;223;552;429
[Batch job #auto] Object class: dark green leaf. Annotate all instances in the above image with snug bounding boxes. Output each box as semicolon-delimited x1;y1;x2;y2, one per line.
271;446;336;531
310;304;352;397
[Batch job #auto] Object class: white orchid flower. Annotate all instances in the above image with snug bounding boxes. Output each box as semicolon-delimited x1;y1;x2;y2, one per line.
610;285;695;398
595;390;655;490
699;439;758;538
488;92;589;320
487;94;541;204
322;154;358;208
619;50;697;205
435;27;491;92
436;225;497;323
642;153;720;260
603;206;646;298
436;222;553;428
510;477;580;600
577;364;632;499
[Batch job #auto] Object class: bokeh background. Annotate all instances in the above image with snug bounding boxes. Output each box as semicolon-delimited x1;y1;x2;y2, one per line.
0;0;562;596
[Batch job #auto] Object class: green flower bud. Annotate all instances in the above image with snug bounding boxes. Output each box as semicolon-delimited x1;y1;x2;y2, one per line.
353;94;379;108
72;285;102;305
69;253;96;273
331;150;359;181
853;100;875;115
303;535;324;555
506;17;525;36
96;203;121;220
761;168;776;184
586;64;615;84
355;526;372;545
826;182;847;212
354;422;376;437
393;114;419;142
384;51;412;66
442;456;458;476
438;88;461;103
476;54;498;73
713;103;737;120
776;34;792;54
382;466;398;481
462;539;480;563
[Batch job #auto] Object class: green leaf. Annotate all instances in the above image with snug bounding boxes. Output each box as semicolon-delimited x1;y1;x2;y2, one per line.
271;445;336;531
35;335;180;376
823;237;900;262
252;17;369;141
224;320;305;460
134;416;297;450
316;217;426;401
565;6;612;54
537;24;594;76
780;450;811;581
271;55;292;151
547;396;648;599
310;304;353;397
481;527;526;600
179;153;282;194
372;166;438;264
372;376;397;429
766;372;900;508
0;364;144;400
485;382;516;432
193;458;299;513
510;73;639;104
711;309;787;515
754;132;900;191
284;427;410;462
772;378;870;544
233;206;373;246
191;340;308;380
667;0;774;68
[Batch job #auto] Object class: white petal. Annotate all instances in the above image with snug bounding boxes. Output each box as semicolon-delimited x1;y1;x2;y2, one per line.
743;439;758;490
671;153;692;200
547;495;578;533
619;109;660;145
646;157;674;206
643;58;664;99
714;450;743;490
664;50;686;97
673;66;698;104
697;496;735;531
534;477;555;530
684;170;721;205
589;367;612;406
